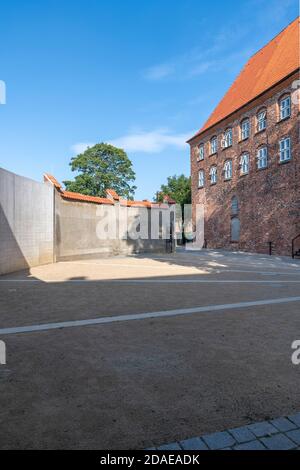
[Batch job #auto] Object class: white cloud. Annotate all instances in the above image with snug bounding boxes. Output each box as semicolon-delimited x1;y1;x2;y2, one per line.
71;142;95;154
143;64;175;81
109;129;192;153
71;129;194;157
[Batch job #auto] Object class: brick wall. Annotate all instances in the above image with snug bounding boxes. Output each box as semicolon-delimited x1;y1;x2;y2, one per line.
190;71;300;256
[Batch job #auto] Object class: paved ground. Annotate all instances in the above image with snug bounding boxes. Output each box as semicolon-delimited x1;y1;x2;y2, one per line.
0;249;300;449
153;412;300;450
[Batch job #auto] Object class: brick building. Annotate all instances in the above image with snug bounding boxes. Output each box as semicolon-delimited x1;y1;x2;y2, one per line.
188;18;300;256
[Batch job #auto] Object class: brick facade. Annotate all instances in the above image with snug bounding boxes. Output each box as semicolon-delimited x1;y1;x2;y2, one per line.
189;71;300;256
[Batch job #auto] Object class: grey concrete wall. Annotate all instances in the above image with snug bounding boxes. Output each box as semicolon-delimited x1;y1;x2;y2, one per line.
0;168;173;274
0;168;54;275
55;194;172;261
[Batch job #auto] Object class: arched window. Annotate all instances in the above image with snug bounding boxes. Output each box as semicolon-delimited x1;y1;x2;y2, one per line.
210;136;218;154
224;160;232;180
231;196;239;215
240;153;249;175
279;137;291;162
198;143;204;161
279;94;291;120
257;146;268;169
240;118;250;140
257;108;267;131
198;169;205;188
222;129;232;148
209;166;217;184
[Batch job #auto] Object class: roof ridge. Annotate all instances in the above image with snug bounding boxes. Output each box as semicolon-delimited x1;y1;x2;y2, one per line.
246;16;299;63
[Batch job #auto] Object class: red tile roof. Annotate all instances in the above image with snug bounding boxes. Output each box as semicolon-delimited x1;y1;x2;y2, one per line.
106;189;120;201
162;195;176;204
44;173;62;190
62;191;114;205
123;199;153;208
43;174;172;208
189;17;299;141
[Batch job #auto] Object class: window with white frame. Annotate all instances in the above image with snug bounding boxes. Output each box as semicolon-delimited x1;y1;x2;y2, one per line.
279;137;291;162
198;144;204;161
222;129;232;148
257;109;266;131
224;160;232;180
210;136;218;154
280;95;291;120
257;147;268;169
240;153;249;175
241;119;250;140
198;169;205;187
209;166;217;184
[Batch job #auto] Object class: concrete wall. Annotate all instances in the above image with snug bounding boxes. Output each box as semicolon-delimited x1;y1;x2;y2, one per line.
0;168;54;275
55;194;171;261
0;168;173;274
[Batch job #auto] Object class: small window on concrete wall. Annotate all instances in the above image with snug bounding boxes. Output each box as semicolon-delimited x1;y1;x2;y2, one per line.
231;217;240;242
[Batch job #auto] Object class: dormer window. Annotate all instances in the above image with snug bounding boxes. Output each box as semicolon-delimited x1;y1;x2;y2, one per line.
198;144;204;161
279;95;291;120
222;129;232;148
210;136;218;155
241;119;250;140
257;109;266;131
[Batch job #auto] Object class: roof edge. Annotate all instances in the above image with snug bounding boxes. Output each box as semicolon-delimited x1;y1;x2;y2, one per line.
186;67;300;144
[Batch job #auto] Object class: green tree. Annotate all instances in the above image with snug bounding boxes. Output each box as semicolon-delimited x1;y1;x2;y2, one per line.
63;143;137;199
155;174;191;207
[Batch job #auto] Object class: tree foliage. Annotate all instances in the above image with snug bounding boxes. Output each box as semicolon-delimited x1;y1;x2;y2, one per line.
155;174;191;207
63;143;137;199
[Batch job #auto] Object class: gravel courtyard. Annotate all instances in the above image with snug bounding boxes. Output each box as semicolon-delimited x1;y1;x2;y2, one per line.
0;249;300;449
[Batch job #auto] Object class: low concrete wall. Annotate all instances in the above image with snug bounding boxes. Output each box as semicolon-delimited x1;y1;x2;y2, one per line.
0;168;173;274
55;194;171;261
0;168;54;275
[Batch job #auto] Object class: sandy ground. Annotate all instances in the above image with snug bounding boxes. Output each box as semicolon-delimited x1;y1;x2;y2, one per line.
0;249;300;449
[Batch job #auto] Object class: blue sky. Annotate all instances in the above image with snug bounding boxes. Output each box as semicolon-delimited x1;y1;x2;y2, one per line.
0;0;298;200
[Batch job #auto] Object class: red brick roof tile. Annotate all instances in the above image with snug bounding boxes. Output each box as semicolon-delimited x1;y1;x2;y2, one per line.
43;174;173;208
62;191;114;205
106;189;120;201
189;17;299;141
44;173;62;190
